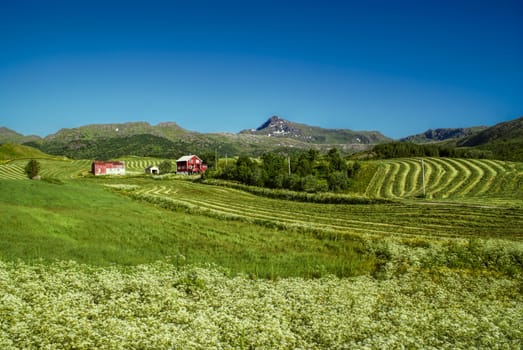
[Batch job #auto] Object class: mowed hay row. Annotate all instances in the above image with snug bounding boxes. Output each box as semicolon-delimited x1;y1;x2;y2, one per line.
423;158;458;198
125;180;523;240
39;160;92;179
130;184;438;239
0;159;91;180
364;162;392;198
402;159;422;196
0;163;26;180
125;159;162;172
363;158;523;200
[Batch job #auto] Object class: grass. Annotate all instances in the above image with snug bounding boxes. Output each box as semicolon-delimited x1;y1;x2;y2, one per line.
1;156;522;277
0;179;374;278
355;157;523;202
121;177;523;241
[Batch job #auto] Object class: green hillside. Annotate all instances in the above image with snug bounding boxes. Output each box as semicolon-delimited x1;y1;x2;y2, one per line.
457;116;523;161
44;121;188;142
0;143;57;161
400;127;487;143
0;127;41;144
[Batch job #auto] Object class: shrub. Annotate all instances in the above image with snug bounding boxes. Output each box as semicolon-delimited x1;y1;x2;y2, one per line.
24;159;40;179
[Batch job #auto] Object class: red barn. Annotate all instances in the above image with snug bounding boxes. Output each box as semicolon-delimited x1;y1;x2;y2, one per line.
176;155;207;174
91;161;126;176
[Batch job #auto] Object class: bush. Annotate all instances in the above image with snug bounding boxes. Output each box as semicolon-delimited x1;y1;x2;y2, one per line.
25;159;41;179
158;160;172;174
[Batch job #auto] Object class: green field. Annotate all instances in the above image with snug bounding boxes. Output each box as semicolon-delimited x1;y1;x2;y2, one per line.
1;156;522;348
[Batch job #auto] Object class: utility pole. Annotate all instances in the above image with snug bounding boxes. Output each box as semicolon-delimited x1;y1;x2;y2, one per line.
421;159;426;197
288;156;291;176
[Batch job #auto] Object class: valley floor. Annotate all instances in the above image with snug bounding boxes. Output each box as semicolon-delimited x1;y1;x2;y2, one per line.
0;156;522;348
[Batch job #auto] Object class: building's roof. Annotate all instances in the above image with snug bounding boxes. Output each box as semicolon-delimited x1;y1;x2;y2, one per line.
176;155;199;162
93;160;125;165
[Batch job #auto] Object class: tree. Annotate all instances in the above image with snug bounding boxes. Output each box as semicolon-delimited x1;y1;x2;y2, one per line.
294;153;313;177
327;171;349;192
327;148;347;172
25;159;41;179
235;155;256;184
158;160;172;174
261;152;286;188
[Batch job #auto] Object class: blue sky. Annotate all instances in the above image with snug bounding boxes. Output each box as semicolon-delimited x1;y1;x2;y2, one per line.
0;0;522;138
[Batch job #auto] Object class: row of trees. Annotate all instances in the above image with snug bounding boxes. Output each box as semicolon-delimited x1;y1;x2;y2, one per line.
372;142;492;159
205;148;360;193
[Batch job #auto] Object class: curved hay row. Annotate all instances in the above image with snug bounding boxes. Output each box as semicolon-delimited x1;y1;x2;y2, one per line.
418;159;443;197
449;159;485;197
366;162;392;198
127;180;523;240
126;160;158;171
382;162;404;198
463;159;494;196
402;159;422;196
132;184;456;239
423;158;460;198
365;163;388;197
39;160;92;179
392;161;410;197
361;158;522;200
0;163;26;180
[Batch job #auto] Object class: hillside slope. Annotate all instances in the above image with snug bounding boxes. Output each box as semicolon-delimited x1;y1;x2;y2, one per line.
0;127;41;144
457;116;523;161
0;143;57;161
44;121;188;142
401;127;486;143
19;118;385;159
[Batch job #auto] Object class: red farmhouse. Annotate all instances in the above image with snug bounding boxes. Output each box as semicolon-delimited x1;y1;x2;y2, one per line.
176;155;207;174
91;161;126;176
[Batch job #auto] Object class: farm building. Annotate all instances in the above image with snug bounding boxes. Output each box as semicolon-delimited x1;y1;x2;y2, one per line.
145;165;159;175
91;161;126;176
176;155;207;174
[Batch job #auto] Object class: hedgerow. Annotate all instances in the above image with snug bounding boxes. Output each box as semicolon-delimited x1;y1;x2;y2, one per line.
200;178;390;204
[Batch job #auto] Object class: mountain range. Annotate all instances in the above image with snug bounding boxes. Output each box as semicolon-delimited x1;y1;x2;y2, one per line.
1;115;522;161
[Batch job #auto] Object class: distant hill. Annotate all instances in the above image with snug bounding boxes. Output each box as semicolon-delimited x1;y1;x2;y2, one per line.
401;127;487;143
14;118;387;159
0;127;41;144
3;115;521;160
457;116;523;161
240;116;390;144
45;121;188;143
0;143;56;161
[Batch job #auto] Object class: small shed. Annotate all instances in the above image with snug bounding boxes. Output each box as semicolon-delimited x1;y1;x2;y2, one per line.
176;155;207;174
92;161;126;176
145;165;160;175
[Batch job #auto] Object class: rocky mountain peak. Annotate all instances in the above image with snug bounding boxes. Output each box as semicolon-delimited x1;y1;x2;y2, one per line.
254;116;302;137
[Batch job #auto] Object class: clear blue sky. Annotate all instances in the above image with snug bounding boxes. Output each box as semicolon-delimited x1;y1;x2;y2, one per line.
0;0;522;138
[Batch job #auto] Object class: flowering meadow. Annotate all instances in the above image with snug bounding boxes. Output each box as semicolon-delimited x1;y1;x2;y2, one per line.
0;260;521;349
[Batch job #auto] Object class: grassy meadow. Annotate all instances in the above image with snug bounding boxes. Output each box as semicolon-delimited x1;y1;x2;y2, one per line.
0;154;522;348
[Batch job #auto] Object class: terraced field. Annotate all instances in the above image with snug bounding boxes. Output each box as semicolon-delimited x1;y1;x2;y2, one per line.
0;159;91;180
117;179;523;241
363;158;523;200
0;158;168;179
2;156;522;241
121;157;163;174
